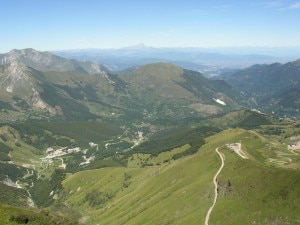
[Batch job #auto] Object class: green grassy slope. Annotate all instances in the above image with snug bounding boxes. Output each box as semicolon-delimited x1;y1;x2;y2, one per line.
212;149;300;225
63;148;217;225
62;128;300;225
120;63;244;121
204;129;300;225
0;203;78;225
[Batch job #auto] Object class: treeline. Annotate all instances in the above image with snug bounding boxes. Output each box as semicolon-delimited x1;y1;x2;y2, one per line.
0;163;27;181
9;123;73;150
0;142;13;161
131;126;220;156
37;121;121;143
235;111;272;129
39;82;97;121
0;183;28;207
10;121;122;148
85;190;115;208
84;157;127;171
30;169;65;207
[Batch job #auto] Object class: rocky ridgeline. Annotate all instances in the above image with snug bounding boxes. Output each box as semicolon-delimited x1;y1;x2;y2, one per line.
0;48;108;74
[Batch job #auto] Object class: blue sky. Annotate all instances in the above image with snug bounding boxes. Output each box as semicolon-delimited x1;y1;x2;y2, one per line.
1;0;300;52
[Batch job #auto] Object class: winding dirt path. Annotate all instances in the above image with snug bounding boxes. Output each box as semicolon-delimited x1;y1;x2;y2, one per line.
205;148;225;225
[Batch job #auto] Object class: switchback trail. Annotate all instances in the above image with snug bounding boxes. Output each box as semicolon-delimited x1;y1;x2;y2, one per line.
204;147;225;225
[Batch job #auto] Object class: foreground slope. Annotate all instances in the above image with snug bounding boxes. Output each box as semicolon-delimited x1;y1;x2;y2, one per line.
62;128;300;225
0;203;78;225
62;146;217;225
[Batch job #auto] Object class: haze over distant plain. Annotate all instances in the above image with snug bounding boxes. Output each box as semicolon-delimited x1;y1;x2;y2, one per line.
1;0;300;53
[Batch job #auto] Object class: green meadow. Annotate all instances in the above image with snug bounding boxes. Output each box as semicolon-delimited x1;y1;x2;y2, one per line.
62;128;300;225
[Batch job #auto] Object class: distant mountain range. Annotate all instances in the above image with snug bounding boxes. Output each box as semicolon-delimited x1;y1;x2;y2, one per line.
1;48;300;225
53;45;290;76
223;59;300;117
0;49;245;122
0;48;299;121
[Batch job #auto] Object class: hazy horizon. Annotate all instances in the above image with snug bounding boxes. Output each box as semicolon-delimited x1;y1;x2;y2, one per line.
1;0;300;53
2;44;300;59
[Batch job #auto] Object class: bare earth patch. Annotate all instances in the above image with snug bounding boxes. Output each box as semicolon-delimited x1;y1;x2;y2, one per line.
189;103;220;115
226;143;248;159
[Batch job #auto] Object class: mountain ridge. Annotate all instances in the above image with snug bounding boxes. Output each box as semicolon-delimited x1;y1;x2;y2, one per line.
0;47;299;224
0;50;247;122
0;48;108;75
223;58;300;117
54;46;285;75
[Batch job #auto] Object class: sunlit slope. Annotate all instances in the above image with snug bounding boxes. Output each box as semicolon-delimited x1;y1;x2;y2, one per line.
62;129;300;225
121;62;244;119
223;59;300;118
211;148;300;225
206;129;300;225
63;146;218;225
0;203;78;225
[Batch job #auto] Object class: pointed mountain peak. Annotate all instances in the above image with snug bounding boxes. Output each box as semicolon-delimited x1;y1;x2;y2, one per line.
122;43;153;50
135;43;149;48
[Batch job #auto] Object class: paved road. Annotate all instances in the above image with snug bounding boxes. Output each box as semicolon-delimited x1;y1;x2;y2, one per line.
205;147;225;225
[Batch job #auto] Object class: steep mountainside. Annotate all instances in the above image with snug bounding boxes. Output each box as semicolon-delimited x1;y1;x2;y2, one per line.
121;63;246;121
0;49;127;121
0;50;248;122
1;48;300;225
1;105;299;224
0;48;108;74
0;62;62;120
223;59;300;117
61;128;300;225
0;61;35;94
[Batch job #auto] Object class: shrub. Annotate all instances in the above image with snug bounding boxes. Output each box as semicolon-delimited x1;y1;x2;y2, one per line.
10;214;29;224
85;190;115;207
15;142;22;147
0;142;12;153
